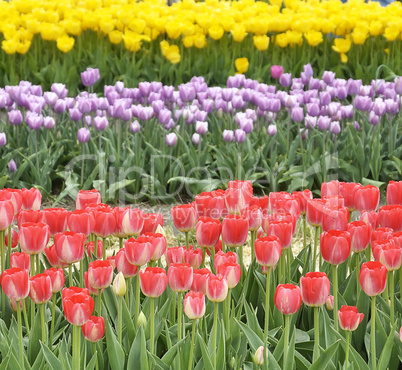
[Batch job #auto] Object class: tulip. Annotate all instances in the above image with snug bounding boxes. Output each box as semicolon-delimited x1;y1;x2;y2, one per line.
195;190;227;219
115;248;138;278
84;272;101;295
254;346;266;366
121;207;144;237
183;246;203;269
144;232;167;263
378;205;402;232
171;204;198;248
17;209;44;228
141;213;163;234
10;252;30;271
326;295;334;311
44;244;69;268
321;206;349;232
68;210;95;236
93;208;117;251
347;221;372;253
166;246;185;265
87;240;103;260
354;185;380;212
216;262;241;290
339;182;362;211
76;189;101;210
338;305;364;367
82;315;105;343
387;181;402;205
88;260;113;290
125;236;153;267
168;263;193;293
21;188;42;210
254;236;282;267
43;208;69;236
19;222;50;255
5;228;19;250
191;268;211;295
320;230;351;266
225;187;247;215
300;272;330;362
271;65;284;79
195;217;222;249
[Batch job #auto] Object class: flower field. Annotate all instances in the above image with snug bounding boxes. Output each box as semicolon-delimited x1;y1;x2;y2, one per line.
1;0;402;368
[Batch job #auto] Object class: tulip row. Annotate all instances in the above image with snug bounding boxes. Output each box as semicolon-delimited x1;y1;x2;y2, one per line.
0;180;401;368
1;67;401;200
0;0;402;88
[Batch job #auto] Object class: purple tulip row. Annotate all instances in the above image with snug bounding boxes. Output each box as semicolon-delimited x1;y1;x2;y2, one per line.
0;65;401;148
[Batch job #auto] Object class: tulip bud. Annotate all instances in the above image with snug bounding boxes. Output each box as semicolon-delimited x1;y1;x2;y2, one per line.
113;272;126;297
155;224;166;237
326;295;334;311
137;311;147;327
399;326;402;343
253;346;266;365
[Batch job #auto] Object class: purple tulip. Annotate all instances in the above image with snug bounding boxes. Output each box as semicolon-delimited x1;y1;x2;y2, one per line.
240;118;254;133
202;99;214;113
30;85;43;96
221;88;234;102
305;115;317;129
54;99;67;114
291;107;304;122
360;85;372;97
114;81;124;94
77;99;92;114
138;107;154;121
347;79;362;95
43;116;55;129
77;127;90;143
69;108;83;122
369;111;379;125
322;71;336;85
195;121;208;135
8;110;23;125
130;120;141;133
354;96;372;111
161;86;175;101
83;116;92;127
319;91;331;106
179;85;196;102
336;87;348;100
192;133;200;145
195;110;208;122
0;133;6;146
94;116;108;130
51;83;68;98
8;159;17;172
317;116;331;130
158;109;172;125
353;121;360;130
394;77;402;94
306;103;320;117
234;129;246;143
330;121;341;134
166;132;177;146
223;130;234;142
268;98;281;112
138;82;151;98
279;73;292;87
227;74;245;88
98;97;109;110
25;112;43;130
373;100;386;116
385;99;399;114
81;68;100;87
44;92;58;106
267;124;277;136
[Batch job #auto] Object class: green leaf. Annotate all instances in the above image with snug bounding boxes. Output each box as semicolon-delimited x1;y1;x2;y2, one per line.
377;326;396;370
309;340;340;370
105;318;125;370
196;332;214;370
127;326;148;370
235;319;263;352
41;342;62;369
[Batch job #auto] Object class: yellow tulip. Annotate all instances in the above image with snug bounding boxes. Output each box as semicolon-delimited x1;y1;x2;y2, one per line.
99;18;116;34
369;21;383;37
275;33;289;48
57;35;75;53
253;35;269;51
304;30;323;47
109;30;123;44
160;40;170;55
340;52;348;63
1;39;17;55
208;25;224;40
193;33;207;49
182;21;195;36
235;57;249;74
16;40;31;54
231;24;247;43
63;19;82;37
165;45;181;64
383;24;400;42
332;37;351;54
40;23;62;41
166;22;182;39
143;27;160;40
25;18;41;34
352;28;368;45
81;13;98;30
182;35;194;48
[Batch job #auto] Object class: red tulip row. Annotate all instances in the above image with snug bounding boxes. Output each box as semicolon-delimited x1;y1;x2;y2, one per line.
0;179;401;368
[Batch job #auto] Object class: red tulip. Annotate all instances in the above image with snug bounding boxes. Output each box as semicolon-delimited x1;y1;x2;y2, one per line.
0;200;14;230
93;209;117;238
43;208;69;236
195;190;227;219
168;263;193;292
84;272;101;295
359;261;387;296
378;205;402;232
115;248;138;278
171;204;198;232
393;231;402;247
76;189;101;210
88;260;114;290
292;190;313;214
184;291;206;319
300;272;330;307
121;208;144;237
222;214;249;248
87;240;103;260
44;268;65;293
107;255;116;270
225;181;252;214
5;228;19;249
191;268;211;295
274;284;302;315
321;206;349;232
19;222;50;255
214;251;238;271
320;230;351;265
144;233;167;262
195;217;222;248
378;241;402;271
360;210;379;230
206;274;228;302
347;221;372;253
10;252;30;271
125;236;153;266
272;197;301;221
386;181;402;205
62;287;94;326
166;246;185;265
266;220;293;249
321;180;340;197
183;246;203;269
372;227;394;243
139;267;168;298
0;189;22;215
17;209;44;228
254;236;282;267
241;206;262;231
338;305;364;331
339;182;362;211
372;239;394;261
306;199;326;227
54;231;85;264
82;315;105;342
0;268;30;301
323;195;344;208
29;273;53;304
354;185;380;212
44;244;69;268
141;213;163;235
68;210;95;236
216;262;241;289
262;212;297;235
326;295;334;311
21;188;42;210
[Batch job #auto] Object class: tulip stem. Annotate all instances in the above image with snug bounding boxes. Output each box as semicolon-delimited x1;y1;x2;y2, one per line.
188;319;197;370
303;215;307;251
283;314;290;367
178;292;182;342
371;296;376;370
135;273;140;330
366;243;371;262
239;245;244;276
7;225;12;269
94;235;98;260
22;299;30;335
119;237;123;250
355;253;360;297
0;230;4;274
345;331;350;368
35;254;40;274
125;278;130;307
150;298;155;356
389;271;394;325
80;259;84;288
49;294;56;346
40;303;46;345
264;266;272;366
68;264;73;287
313;307;319;363
400;267;402;308
281;254;285;284
118;296;122;344
250;230;256;264
212;302;218;369
287;248;292;283
221;238;225;253
224;289;231;339
73;325;81;370
98;290;102;316
17;299;24;368
102;238;106;260
93;342;99;370
332;265;338;331
313;227;319;272
185;232;189;250
201;248;206;269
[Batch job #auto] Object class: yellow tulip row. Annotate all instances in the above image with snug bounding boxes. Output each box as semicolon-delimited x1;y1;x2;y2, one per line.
0;0;401;63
